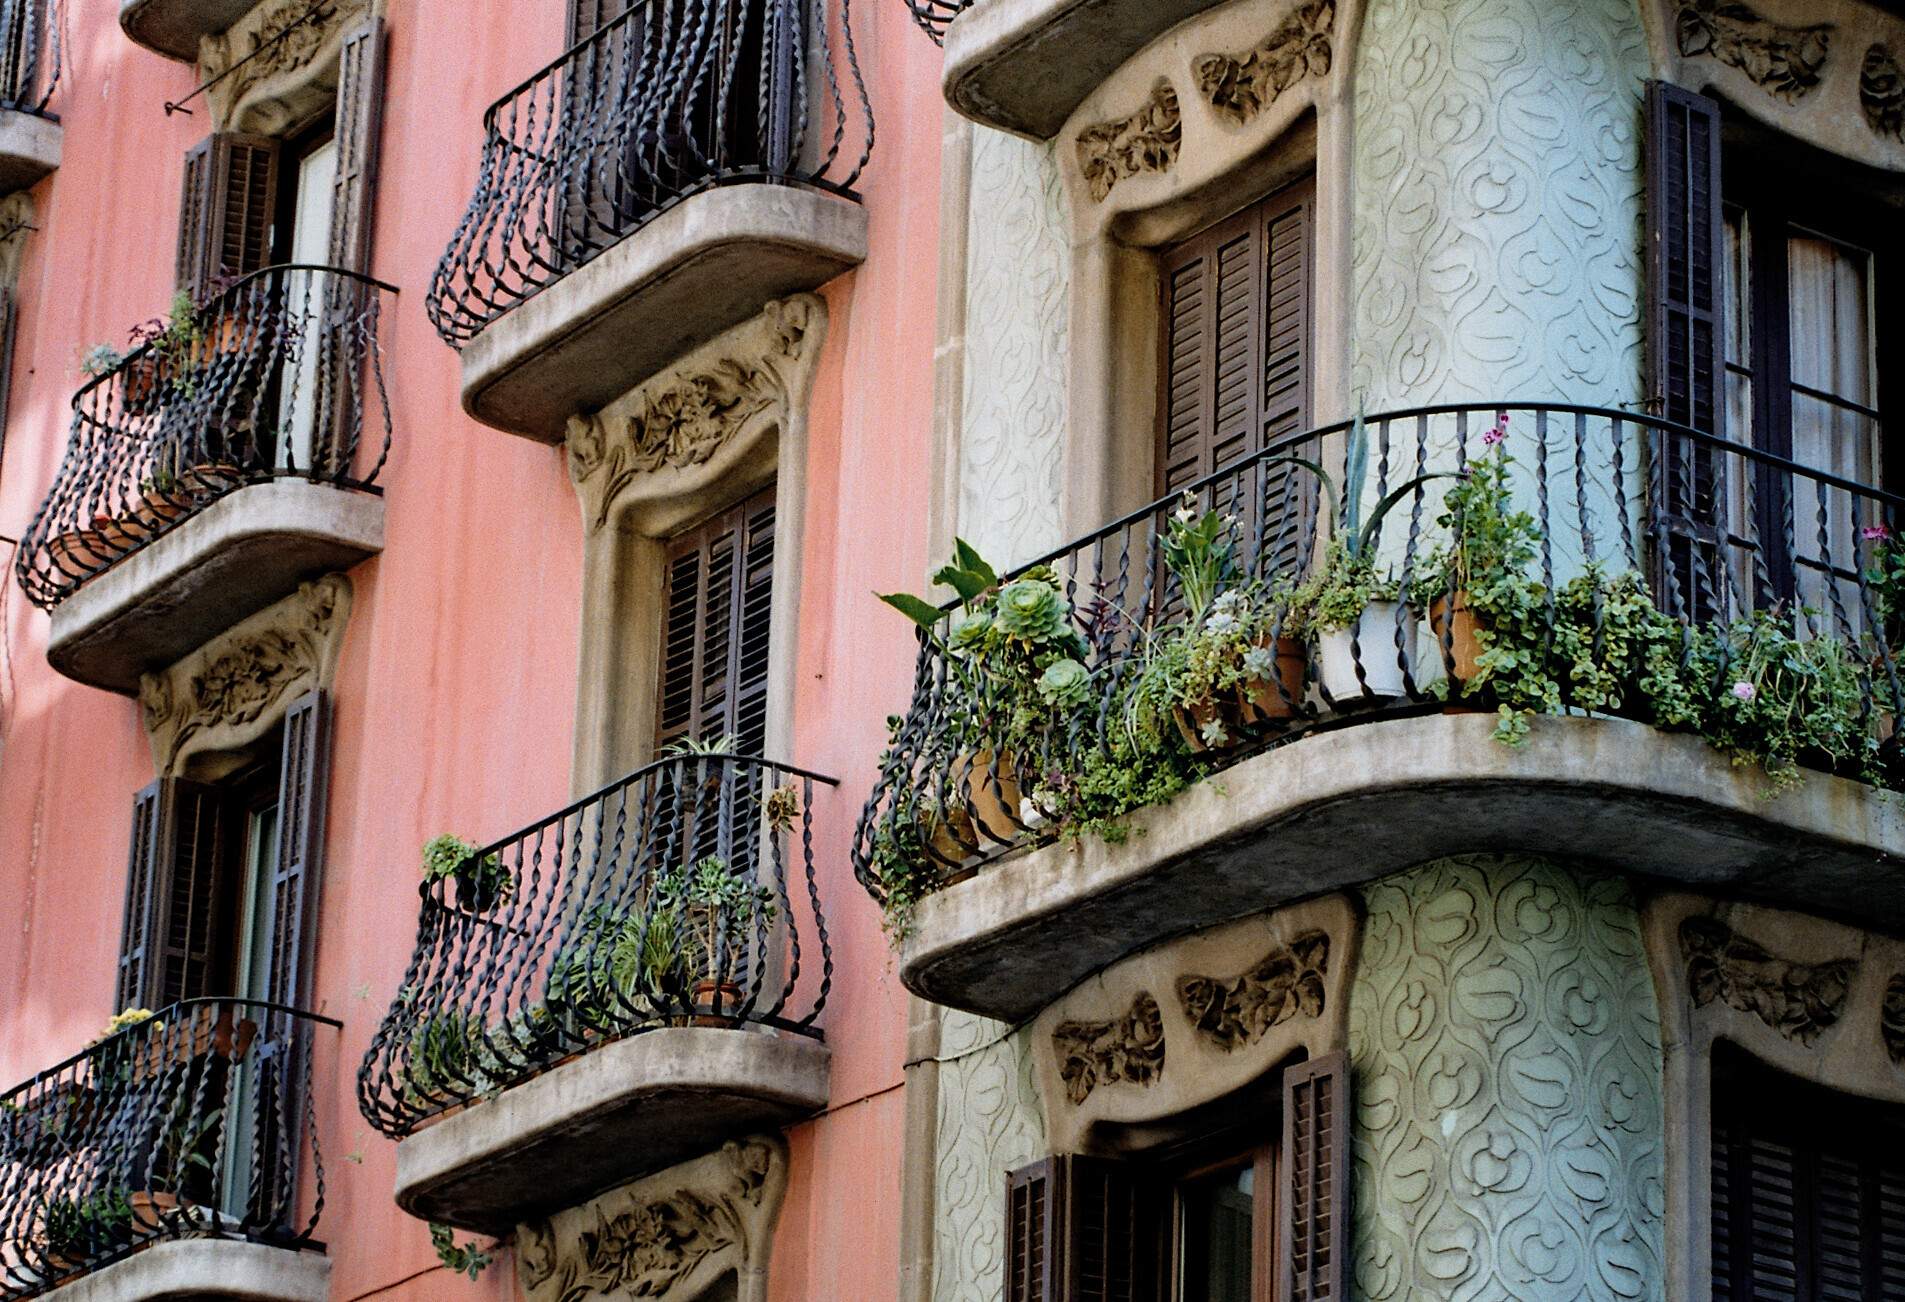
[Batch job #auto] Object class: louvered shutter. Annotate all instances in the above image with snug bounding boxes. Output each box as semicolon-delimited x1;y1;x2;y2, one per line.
176;134;281;304
656;487;776;756
1282;1051;1350;1302
262;691;329;1011
569;0;635;43
327;18;385;278
0;287;15;475
1646;81;1728;624
1006;1158;1059;1302
1004;1155;1166;1302
115;782;166;1008
117;778;237;1010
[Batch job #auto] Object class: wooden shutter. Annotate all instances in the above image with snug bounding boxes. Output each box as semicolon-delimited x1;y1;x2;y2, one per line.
326;17;385;278
262;691;329;1011
1646;81;1728;623
1006;1158;1059;1302
657;487;776;756
176;134;281;304
115;782;166;1008
569;0;635;43
1004;1155;1166;1302
116;778;237;1010
1282;1051;1350;1302
0;287;15;477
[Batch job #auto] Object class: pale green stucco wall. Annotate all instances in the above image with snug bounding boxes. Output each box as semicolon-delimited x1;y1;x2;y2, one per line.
1349;855;1666;1299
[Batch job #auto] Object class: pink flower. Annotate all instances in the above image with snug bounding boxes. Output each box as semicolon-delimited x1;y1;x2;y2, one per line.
1731;681;1755;702
1482;414;1509;447
1864;524;1892;542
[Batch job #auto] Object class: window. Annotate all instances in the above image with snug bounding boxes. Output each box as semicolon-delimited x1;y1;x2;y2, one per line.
656;486;776;758
1004;1052;1347;1302
1709;1043;1905;1297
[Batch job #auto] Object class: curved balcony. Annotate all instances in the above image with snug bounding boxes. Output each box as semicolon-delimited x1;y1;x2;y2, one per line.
0;0;61;193
854;402;1905;1022
0;1000;339;1301
900;0;1235;139
116;0;252;62
428;0;873;442
13;266;393;694
357;754;836;1233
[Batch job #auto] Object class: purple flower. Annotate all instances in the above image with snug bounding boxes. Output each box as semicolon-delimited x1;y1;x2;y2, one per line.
1482;415;1508;447
1864;524;1892;542
1731;681;1756;702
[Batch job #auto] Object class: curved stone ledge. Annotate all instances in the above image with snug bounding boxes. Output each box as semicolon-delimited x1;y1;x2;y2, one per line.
46;481;383;695
393;1027;831;1235
943;0;1228;139
118;0;255;60
44;1241;329;1301
459;185;867;442
902;712;1905;1024
0;110;59;194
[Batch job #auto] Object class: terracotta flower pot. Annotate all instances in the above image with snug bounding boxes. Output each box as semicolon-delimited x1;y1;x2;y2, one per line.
920;801;979;869
1238;636;1308;722
1429;592;1484;682
127;1190;178;1233
45;529;111;573
953;749;1023;844
1174;698;1232;752
691;979;745;1028
131;1004;224;1083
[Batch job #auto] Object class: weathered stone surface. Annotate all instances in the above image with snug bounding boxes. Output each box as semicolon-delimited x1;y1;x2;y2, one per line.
43;1241;329;1301
0;110;59;194
118;0;257;61
394;1028;830;1235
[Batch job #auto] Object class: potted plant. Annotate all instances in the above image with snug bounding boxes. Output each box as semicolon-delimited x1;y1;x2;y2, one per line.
661;854;778;1027
545;901;690;1032
422;834;513;915
1414;416;1530;687
39;1190;133;1275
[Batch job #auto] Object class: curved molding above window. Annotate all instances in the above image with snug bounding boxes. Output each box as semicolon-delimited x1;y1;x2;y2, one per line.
199;0;374;134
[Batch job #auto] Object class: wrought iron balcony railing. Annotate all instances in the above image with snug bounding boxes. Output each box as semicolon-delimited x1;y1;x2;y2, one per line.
852;401;1905;906
426;0;873;349
356;754;837;1138
901;0;965;44
0;0;59;117
12;265;394;611
0;1000;339;1298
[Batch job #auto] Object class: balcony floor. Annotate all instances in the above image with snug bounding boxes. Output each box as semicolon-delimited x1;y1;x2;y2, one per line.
902;711;1905;1023
46;480;383;694
458;184;867;441
393;1027;830;1234
0;109;58;193
117;0;255;60
44;1241;328;1302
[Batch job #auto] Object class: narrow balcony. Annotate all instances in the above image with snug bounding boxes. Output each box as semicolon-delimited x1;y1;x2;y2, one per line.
13;266;393;694
854;402;1905;1023
116;0;252;62
0;999;338;1301
0;0;61;192
902;0;1238;140
427;0;873;442
357;755;836;1234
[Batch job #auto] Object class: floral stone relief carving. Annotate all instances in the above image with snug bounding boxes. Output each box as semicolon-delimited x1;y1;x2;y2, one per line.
567;295;821;534
1051;992;1165;1105
1194;0;1335;126
1178;930;1328;1051
1347;856;1664;1299
1075;80;1182;203
140;575;351;776
1679;915;1854;1045
1882;973;1905;1066
201;0;370;133
1675;0;1833;103
517;1136;786;1302
1864;44;1905;139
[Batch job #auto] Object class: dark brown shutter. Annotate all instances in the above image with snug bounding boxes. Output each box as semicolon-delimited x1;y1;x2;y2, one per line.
569;0;635;43
1006;1158;1059;1302
263;690;329;1011
1646;81;1728;623
1004;1155;1165;1302
1282;1050;1350;1302
657;487;776;756
326;17;386;278
115;782;166;1008
117;778;237;1009
176;134;281;303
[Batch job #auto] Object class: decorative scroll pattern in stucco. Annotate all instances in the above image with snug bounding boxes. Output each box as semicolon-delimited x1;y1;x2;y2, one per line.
1194;0;1335;126
201;0;371;134
1679;915;1854;1045
567;296;821;535
517;1137;785;1302
1076;81;1182;203
1051;992;1164;1105
1864;43;1905;138
1348;856;1665;1300
931;1015;1046;1302
139;575;350;776
1178;930;1329;1051
1351;0;1649;408
1674;0;1831;102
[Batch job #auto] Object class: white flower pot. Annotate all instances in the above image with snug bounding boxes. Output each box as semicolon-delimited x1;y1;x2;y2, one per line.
1319;601;1412;701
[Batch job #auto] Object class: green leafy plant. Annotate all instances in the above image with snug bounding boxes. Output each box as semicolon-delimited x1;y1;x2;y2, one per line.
430;1222;493;1280
660;855;778;991
40;1189;132;1263
422;834;512;914
545;902;688;1029
1699;608;1881;791
401;1009;494;1106
662;733;738;757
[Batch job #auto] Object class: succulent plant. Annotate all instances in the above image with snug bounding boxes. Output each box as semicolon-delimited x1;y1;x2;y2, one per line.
995;579;1071;646
1038;658;1091;708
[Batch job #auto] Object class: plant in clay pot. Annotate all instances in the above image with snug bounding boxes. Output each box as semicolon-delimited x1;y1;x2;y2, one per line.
659;855;778;1027
421;834;513;915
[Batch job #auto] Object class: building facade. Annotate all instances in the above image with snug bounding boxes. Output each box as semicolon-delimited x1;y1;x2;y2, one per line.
0;0;1899;1300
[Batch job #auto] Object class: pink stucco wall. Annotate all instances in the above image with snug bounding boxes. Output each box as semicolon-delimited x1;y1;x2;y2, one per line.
0;0;943;1296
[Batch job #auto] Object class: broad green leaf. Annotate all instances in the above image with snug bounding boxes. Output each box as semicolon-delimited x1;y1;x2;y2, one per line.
877;592;946;629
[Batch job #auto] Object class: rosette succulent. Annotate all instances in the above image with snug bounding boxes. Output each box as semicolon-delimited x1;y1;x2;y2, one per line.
1038;658;1091;708
995;579;1071;647
949;609;993;653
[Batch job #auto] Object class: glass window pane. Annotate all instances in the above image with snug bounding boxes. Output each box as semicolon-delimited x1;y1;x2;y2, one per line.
1179;1163;1255;1302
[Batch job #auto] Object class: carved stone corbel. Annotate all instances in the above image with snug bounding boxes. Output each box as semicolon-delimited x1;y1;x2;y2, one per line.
1075;81;1182;203
516;1136;788;1302
139;575;351;776
1193;0;1335;126
199;0;373;134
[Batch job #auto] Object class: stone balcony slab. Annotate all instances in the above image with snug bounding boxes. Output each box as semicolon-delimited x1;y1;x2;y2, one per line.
117;0;254;60
0;110;58;193
902;712;1905;1023
460;185;867;442
942;0;1228;139
46;480;383;694
43;1241;328;1302
393;1028;831;1235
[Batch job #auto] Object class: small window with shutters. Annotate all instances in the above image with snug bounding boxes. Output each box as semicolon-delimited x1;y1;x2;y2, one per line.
1709;1042;1905;1297
656;487;776;759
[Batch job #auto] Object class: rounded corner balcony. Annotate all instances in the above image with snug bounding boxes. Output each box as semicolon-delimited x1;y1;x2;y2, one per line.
902;0;1251;139
116;0;252;62
0;999;340;1302
14;266;394;695
427;0;874;443
0;0;63;192
357;754;837;1234
852;402;1905;1024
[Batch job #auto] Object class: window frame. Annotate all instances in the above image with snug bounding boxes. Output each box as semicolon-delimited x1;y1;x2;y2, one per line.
1168;1141;1279;1302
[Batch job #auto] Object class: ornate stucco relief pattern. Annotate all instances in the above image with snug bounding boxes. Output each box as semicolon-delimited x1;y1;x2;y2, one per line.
1052;992;1165;1104
1194;0;1336;126
956;130;1069;573
1350;0;1649;412
1679;915;1855;1045
1179;930;1329;1051
1674;0;1832;103
1076;81;1183;203
931;1016;1047;1302
1863;44;1905;138
1348;856;1665;1300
